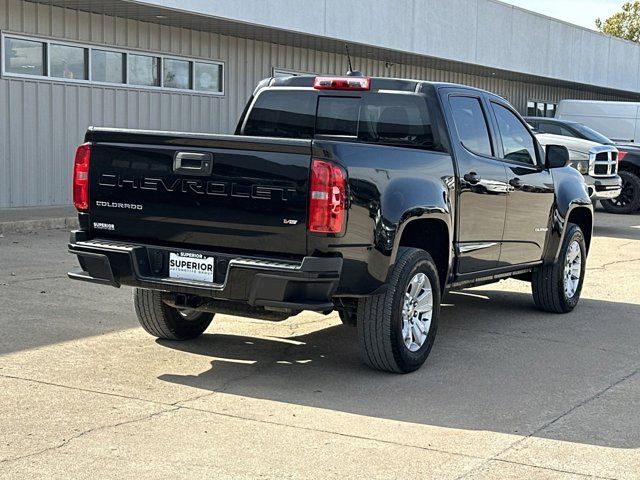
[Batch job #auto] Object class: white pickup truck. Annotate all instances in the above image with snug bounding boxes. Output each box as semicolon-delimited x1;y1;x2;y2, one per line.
535;133;622;201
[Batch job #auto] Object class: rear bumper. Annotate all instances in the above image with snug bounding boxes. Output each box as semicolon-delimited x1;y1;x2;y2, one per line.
584;175;622;200
67;231;342;311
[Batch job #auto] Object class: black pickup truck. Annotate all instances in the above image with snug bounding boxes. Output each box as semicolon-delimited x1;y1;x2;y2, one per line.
69;75;593;373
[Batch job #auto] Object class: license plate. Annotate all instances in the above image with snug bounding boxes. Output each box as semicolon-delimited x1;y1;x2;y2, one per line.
169;252;214;282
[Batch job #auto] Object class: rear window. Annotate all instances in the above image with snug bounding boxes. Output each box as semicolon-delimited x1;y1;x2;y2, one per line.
243;90;437;149
243;90;316;138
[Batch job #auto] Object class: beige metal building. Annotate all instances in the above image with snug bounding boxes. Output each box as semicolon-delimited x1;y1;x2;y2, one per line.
1;0;639;208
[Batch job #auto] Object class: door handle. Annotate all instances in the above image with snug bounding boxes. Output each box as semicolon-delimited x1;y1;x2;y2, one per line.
509;177;522;188
173;152;213;176
463;172;481;185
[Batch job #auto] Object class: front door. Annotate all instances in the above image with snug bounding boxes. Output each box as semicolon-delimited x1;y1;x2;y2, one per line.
489;101;555;265
444;91;509;274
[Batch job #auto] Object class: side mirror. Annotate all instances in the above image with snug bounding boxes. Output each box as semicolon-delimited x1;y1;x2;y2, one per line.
545;145;570;169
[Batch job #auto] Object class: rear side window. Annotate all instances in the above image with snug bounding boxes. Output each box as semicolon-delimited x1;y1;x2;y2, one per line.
243;90;316;138
492;103;537;165
449;96;492;157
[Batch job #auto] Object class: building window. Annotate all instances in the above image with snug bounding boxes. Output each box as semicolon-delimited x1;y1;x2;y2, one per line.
128;54;160;87
527;100;558;118
3;37;45;76
164;58;191;89
194;62;222;92
1;33;224;95
50;44;87;80
91;49;125;84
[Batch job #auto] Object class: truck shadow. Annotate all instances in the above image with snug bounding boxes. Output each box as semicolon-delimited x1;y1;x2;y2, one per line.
158;289;640;450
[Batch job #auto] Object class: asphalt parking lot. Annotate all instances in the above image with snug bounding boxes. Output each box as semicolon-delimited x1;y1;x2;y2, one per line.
0;210;639;479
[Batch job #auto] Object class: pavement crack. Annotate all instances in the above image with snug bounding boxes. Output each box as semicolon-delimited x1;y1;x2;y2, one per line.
0;407;178;465
588;257;640;271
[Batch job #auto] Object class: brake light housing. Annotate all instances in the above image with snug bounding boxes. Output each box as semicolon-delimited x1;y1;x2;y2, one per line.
314;76;370;91
308;159;347;234
73;143;91;211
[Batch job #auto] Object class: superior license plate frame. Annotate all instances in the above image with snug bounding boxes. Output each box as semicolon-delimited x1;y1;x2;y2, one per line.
168;252;215;282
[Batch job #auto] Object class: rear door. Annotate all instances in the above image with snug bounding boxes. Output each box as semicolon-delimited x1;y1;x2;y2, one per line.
443;89;509;274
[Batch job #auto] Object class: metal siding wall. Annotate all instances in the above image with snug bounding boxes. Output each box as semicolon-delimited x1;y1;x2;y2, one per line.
0;0;636;207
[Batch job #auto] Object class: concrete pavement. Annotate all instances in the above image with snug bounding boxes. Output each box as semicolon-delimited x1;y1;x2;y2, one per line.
0;211;638;479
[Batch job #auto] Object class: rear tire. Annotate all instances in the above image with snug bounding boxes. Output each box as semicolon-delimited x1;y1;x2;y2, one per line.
601;170;640;214
531;223;586;313
133;288;214;340
357;247;440;373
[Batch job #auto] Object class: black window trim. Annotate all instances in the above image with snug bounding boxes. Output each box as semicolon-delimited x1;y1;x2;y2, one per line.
447;92;496;160
490;100;542;169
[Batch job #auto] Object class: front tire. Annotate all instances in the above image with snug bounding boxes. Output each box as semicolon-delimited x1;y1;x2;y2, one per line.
133;288;214;340
357;247;440;373
601;170;640;214
531;223;586;313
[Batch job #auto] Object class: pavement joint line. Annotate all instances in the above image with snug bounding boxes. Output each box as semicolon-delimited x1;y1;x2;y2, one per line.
455;365;640;480
0;407;179;465
455;457;617;480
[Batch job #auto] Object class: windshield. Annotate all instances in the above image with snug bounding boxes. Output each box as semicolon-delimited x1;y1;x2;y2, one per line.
572;123;614;145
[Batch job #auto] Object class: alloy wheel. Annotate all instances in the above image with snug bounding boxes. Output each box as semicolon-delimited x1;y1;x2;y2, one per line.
401;272;433;352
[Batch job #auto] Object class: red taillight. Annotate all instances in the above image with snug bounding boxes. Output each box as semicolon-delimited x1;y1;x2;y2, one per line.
73;143;91;211
314;76;370;91
308;159;347;234
618;150;628;162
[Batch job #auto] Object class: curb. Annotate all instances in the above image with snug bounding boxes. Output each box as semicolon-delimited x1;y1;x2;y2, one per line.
0;216;79;235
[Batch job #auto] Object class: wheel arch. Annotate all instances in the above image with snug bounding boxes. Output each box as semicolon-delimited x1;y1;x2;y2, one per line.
543;201;594;264
393;217;453;292
567;206;593;254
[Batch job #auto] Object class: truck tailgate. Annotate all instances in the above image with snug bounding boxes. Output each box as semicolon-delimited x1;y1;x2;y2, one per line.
86;129;311;256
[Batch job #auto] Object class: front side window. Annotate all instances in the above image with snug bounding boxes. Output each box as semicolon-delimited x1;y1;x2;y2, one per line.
492;103;537;165
128;54;160;86
4;37;45;76
164;58;191;89
91;50;125;83
50;44;87;80
449;96;493;157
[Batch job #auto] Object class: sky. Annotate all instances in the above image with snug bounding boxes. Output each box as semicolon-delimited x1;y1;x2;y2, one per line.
500;0;625;30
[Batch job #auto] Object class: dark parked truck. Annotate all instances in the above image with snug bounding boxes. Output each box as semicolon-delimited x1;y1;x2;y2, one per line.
69;76;593;373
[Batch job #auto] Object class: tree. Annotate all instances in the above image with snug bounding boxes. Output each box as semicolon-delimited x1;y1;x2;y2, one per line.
596;1;640;43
